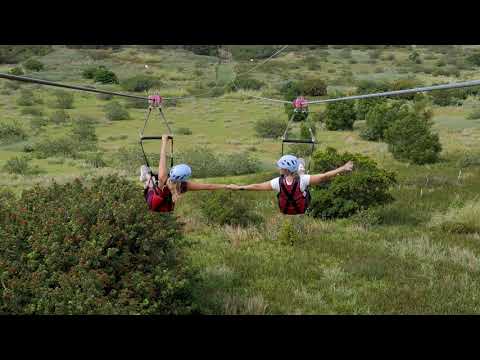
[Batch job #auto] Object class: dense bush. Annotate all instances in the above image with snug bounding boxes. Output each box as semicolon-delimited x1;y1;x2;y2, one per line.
0;45;52;64
2;155;41;175
82;66;118;84
23;58;44;72
387;78;423;101
384;113;442;164
0;120;27;144
0;176;195;314
361;101;409;141
176;127;193;135
50;109;70;125
324;96;356;130
53;90;74;109
254;117;287;138
429;88;468;106
21;107;44;116
228;76;265;91
16;89;36;106
9;67;24;75
104;101;130;121
308;147;397;219
70;120;98;149
197;191;262;227
466;108;480;120
30;116;49;132
227;45;279;61
121;75;162;92
33;137;79;159
466;52;480;66
300;78;328;97
356;98;387;120
184;45;218;56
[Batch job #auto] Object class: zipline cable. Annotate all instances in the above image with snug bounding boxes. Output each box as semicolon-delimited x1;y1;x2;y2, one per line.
307;79;480;105
0;72;148;101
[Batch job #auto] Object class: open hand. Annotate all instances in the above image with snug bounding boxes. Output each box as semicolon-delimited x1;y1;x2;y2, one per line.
227;184;242;190
342;161;354;172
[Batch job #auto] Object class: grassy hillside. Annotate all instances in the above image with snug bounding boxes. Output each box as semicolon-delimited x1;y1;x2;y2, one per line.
1;45;480;314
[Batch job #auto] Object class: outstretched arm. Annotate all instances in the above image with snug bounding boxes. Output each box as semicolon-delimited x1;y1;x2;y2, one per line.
186;181;229;191
230;181;273;191
158;135;170;186
309;161;354;186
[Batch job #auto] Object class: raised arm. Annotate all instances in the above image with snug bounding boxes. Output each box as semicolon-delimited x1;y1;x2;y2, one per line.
186;181;229;191
309;161;354;186
158;135;170;186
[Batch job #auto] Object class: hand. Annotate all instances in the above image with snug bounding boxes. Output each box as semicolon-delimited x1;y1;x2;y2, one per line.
341;161;354;172
227;184;242;190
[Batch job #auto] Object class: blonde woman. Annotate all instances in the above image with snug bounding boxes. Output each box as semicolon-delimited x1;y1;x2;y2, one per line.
140;135;229;212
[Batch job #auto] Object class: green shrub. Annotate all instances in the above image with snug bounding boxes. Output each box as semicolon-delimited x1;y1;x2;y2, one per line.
20;107;44;116
30;116;49;131
125;98;147;109
324;96;356;130
96;93;114;101
22;58;44;72
104;101;130;121
228;76;265;91
16;89;35;106
33;137;78;159
361;101;410;141
219;152;260;176
429;200;480;234
466;52;480;66
80;151;106;168
176;127;193;135
384;113;442;164
466;108;480;120
301;78;328;97
82;66;98;79
0;46;52;64
430;88;468;106
50;109;70;125
53;90;74;109
308;147;397;219
121;75;162;92
4;81;21;91
197;190;262;227
300;120;316;139
93;66;118;84
254;117;287;138
70;120;97;149
0;176;194;314
9;67;24;75
356;97;387;121
0;120;27;144
2;155;41;175
387;78;423;100
113;146;146;174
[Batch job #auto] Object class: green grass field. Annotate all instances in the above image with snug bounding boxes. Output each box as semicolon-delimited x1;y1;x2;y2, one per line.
1;45;480;314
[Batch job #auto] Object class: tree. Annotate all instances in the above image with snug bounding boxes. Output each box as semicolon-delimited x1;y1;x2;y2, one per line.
324;96;356;130
361;101;409;141
384;113;442;165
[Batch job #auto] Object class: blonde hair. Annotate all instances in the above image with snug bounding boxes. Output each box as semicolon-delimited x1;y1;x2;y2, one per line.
165;178;183;203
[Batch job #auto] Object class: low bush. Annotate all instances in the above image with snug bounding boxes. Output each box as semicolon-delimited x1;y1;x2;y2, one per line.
30;116;49;132
308;147;397;219
197;190;263;227
0;176;195;314
254;117;287;138
121;75;162;92
176;127;193;135
0;120;27;144
300;78;328;97
466;108;480;120
83;66;118;84
70;120;97;149
9;67;24;75
96;93;114;101
53;90;75;109
23;58;44;72
429;200;480;234
228;76;265;91
2;155;41;175
21;107;44;116
50;109;70;125
33;136;79;159
16;89;36;106
104;101;130;121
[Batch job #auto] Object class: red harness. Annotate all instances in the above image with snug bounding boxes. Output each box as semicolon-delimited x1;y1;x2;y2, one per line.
149;185;174;213
277;175;310;215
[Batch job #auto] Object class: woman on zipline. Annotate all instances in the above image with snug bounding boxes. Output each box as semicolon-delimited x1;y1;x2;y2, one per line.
229;155;354;215
140;134;231;212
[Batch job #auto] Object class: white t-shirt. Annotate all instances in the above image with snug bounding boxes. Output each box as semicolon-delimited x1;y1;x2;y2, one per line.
270;175;311;196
